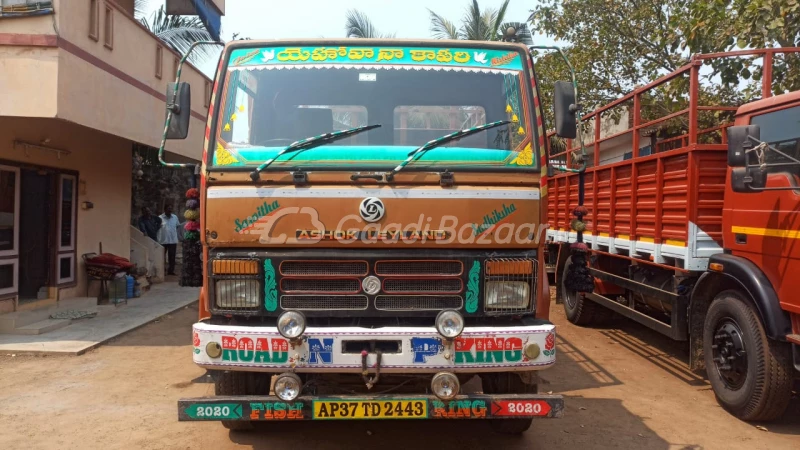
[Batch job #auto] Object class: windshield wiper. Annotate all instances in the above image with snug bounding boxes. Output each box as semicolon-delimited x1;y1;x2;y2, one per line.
385;120;511;180
249;124;381;181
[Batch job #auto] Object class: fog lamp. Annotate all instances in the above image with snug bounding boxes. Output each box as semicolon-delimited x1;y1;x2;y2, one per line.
524;343;541;360
435;310;464;339
277;311;306;339
274;373;302;401
431;372;460;400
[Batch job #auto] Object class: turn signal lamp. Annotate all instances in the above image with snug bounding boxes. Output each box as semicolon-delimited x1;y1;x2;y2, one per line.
213;259;259;274
709;263;724;272
486;260;533;275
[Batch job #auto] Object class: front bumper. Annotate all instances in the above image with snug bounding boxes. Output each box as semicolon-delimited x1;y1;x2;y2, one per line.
192;321;557;373
178;394;564;421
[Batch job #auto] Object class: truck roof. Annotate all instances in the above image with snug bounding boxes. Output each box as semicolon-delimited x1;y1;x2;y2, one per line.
223;38;531;53
737;89;800;116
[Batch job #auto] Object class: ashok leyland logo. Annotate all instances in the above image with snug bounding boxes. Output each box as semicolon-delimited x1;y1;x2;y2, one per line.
359;197;385;222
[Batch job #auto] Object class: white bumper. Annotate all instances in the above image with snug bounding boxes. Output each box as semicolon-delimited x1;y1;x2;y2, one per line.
192;322;557;373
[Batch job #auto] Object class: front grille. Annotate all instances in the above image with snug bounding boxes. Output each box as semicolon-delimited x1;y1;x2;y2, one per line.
281;295;369;310
280;260;368;277
483;258;537;315
375;295;463;311
375;260;463;276
281;278;361;293
383;278;462;293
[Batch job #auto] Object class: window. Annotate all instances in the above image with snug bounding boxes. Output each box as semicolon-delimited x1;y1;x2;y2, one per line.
155;45;163;79
58;175;76;251
0;260;16;296
751;105;800;175
0;166;19;257
173;57;180;79
57;254;74;284
56;174;77;286
395;106;486;147
88;0;100;41
103;3;113;50
204;81;211;107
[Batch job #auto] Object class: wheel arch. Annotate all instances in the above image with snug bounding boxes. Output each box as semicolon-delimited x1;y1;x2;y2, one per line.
688;253;792;370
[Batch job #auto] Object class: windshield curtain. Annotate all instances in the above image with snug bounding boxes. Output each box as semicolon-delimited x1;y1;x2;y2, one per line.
211;45;539;171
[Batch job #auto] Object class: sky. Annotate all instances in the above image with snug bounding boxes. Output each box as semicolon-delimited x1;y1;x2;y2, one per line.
140;0;553;75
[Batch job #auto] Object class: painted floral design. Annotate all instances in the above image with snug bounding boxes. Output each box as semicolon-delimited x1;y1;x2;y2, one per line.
215;143;239;166
466;261;481;313
511;143;533;166
264;259;278;312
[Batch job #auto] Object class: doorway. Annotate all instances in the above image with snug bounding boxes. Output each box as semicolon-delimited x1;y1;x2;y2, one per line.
18;169;53;300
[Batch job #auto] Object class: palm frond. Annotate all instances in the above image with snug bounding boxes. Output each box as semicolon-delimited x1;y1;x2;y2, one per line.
141;7;216;64
133;0;149;18
461;0;491;41
491;0;511;37
428;9;461;40
345;9;380;38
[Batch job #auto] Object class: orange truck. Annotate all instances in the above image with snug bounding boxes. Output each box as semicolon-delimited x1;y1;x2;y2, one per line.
546;48;800;421
160;38;578;433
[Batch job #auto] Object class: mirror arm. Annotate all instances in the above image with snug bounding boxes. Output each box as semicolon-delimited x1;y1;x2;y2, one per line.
529;45;588;174
158;40;225;169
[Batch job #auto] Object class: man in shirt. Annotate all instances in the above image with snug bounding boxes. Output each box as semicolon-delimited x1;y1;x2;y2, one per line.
159;204;181;276
137;207;161;241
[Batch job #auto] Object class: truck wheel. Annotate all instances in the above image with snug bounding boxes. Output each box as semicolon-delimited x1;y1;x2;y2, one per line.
562;257;608;326
215;371;267;431
481;373;536;434
703;291;793;421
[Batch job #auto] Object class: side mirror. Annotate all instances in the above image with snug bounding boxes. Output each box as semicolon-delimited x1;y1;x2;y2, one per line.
165;82;191;139
554;81;577;139
731;167;767;193
726;125;759;167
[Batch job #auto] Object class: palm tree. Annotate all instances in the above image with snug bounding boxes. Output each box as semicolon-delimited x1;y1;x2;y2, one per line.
429;0;532;44
345;9;395;38
135;1;217;64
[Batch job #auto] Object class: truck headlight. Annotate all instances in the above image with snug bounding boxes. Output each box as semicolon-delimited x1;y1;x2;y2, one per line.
485;281;530;309
215;279;260;308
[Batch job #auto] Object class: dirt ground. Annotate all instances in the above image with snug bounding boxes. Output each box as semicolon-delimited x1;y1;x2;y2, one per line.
0;300;797;450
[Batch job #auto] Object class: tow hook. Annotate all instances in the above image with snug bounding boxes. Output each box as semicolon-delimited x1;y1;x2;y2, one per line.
361;349;382;389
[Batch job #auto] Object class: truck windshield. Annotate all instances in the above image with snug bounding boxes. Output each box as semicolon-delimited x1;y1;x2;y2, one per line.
211;44;539;171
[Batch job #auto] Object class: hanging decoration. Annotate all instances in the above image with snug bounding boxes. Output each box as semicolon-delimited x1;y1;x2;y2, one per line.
180;188;203;287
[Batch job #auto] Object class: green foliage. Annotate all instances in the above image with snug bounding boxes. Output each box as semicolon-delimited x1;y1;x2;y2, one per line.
686;0;800;94
345;9;395;39
429;0;533;44
139;6;216;65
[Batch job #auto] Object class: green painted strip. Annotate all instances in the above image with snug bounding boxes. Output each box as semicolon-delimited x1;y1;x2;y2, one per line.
264;259;277;312
184;403;242;420
466;261;481;313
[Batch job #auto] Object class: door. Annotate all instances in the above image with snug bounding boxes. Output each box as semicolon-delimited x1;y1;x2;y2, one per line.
18;169;52;300
0;165;20;298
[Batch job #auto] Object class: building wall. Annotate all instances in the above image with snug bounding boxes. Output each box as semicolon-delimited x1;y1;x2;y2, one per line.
0;45;58;118
0;117;132;301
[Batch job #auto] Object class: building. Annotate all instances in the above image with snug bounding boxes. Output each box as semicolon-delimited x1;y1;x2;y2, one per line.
0;0;225;313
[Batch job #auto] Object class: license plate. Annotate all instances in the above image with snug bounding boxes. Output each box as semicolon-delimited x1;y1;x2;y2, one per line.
313;399;427;419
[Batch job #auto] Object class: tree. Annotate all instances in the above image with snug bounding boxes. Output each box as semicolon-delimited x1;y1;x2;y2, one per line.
685;0;800;94
429;0;532;44
135;2;217;65
345;9;395;38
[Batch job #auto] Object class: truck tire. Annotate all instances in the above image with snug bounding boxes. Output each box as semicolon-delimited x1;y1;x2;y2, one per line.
481;373;536;434
703;290;793;421
215;371;267;431
562;257;608;326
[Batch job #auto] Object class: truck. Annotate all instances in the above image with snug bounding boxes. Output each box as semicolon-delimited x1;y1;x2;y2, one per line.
545;48;800;421
162;38;578;433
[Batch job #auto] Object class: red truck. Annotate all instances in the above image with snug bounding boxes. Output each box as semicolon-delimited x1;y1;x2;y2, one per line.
546;48;800;421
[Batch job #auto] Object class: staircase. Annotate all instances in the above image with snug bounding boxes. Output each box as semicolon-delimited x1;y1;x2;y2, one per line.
0;297;98;335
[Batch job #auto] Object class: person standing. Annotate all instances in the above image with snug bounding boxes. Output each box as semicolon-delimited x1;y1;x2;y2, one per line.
137;207;161;241
159;204;180;276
